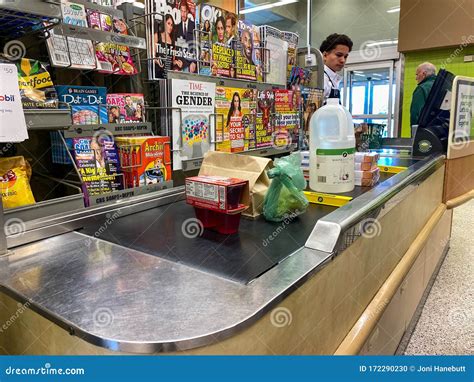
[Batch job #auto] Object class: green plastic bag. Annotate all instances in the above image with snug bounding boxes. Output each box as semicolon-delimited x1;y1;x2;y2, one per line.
263;152;309;222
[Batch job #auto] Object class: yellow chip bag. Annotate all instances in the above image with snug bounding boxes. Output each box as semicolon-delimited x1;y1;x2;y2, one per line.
0;156;35;209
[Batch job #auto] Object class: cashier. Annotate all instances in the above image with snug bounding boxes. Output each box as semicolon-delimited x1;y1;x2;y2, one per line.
319;33;353;101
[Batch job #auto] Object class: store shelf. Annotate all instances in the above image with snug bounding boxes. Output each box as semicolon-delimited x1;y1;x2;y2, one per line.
5;194;84;223
166;71;287;90
88;181;174;206
52;24;146;50
24;109;72;130
64;122;153;138
70;0;123;18
4;175;84;223
0;0;62;19
0;0;60;40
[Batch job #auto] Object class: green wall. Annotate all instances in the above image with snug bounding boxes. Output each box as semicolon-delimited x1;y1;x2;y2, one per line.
401;45;474;137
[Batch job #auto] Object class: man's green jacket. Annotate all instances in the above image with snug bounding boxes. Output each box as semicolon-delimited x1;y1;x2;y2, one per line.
410;74;436;126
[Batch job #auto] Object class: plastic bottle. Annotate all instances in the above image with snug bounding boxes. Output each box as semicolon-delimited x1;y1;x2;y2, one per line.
309;89;355;193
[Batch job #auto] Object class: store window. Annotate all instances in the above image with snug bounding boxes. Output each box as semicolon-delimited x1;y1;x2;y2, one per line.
342;63;397;137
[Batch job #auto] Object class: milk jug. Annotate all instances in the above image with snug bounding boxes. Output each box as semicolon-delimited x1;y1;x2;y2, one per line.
309;89;355;193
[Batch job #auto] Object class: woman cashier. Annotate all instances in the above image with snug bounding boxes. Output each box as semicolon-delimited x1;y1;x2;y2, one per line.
320;33;353;102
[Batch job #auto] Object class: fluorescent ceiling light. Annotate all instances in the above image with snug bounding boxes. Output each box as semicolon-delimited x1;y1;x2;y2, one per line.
133;2;145;8
240;0;298;14
366;39;398;47
372;73;382;77
353;70;364;74
387;6;400;13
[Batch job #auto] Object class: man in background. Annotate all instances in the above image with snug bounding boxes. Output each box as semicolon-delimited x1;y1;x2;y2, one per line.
410;62;437;127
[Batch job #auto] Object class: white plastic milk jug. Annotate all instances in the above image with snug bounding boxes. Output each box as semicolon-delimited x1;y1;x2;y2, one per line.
309;89;355;193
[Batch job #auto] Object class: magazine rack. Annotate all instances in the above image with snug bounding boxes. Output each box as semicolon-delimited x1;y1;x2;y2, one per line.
0;0;61;41
0;0;322;253
59;115;173;207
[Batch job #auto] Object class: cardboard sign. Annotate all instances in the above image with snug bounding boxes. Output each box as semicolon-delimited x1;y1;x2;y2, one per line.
0;63;28;142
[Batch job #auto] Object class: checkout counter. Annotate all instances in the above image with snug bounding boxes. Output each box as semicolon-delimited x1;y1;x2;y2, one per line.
0;78;472;356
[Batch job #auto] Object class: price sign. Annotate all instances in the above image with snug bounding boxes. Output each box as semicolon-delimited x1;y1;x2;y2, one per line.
0;63;28;142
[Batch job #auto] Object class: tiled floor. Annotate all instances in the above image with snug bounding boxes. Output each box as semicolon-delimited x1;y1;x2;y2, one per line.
404;200;474;355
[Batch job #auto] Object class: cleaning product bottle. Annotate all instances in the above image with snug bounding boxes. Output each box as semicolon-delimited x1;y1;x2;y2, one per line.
309;89;355;193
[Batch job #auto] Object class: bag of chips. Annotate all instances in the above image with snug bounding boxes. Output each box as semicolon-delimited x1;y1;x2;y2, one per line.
16;58;58;109
0;156;35;209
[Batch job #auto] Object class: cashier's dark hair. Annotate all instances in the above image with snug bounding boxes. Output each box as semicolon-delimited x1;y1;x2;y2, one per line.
320;33;353;53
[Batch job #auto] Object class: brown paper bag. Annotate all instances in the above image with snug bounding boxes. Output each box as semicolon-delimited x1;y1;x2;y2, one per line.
199;151;272;218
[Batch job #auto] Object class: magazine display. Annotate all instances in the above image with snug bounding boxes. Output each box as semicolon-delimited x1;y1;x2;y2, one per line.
255;89;275;148
274;89;299;145
72;136;123;203
289;66;313;88
283;31;298;80
46;1;96;69
90;10;138;75
302;87;323;134
107;93;145;123
56;85;108;125
146;0;198;80
196;4;236;77
215;86;255;153
234;20;257;81
171;79;216;170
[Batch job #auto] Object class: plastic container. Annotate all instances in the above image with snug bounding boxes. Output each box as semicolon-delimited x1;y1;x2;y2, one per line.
309;89;356;193
194;205;247;234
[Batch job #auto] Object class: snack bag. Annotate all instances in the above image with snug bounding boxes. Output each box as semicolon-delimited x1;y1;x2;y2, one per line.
0;156;35;209
263;152;308;222
16;58;58;109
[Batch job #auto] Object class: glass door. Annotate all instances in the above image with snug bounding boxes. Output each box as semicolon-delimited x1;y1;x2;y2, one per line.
342;62;396;137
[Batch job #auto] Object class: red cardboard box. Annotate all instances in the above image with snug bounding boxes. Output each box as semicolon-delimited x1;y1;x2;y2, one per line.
185;175;249;212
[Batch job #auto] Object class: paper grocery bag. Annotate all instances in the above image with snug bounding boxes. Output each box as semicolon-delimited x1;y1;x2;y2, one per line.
199;151;272;218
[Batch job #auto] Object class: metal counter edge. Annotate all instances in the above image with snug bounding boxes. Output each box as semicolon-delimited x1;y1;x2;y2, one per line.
305;154;446;254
